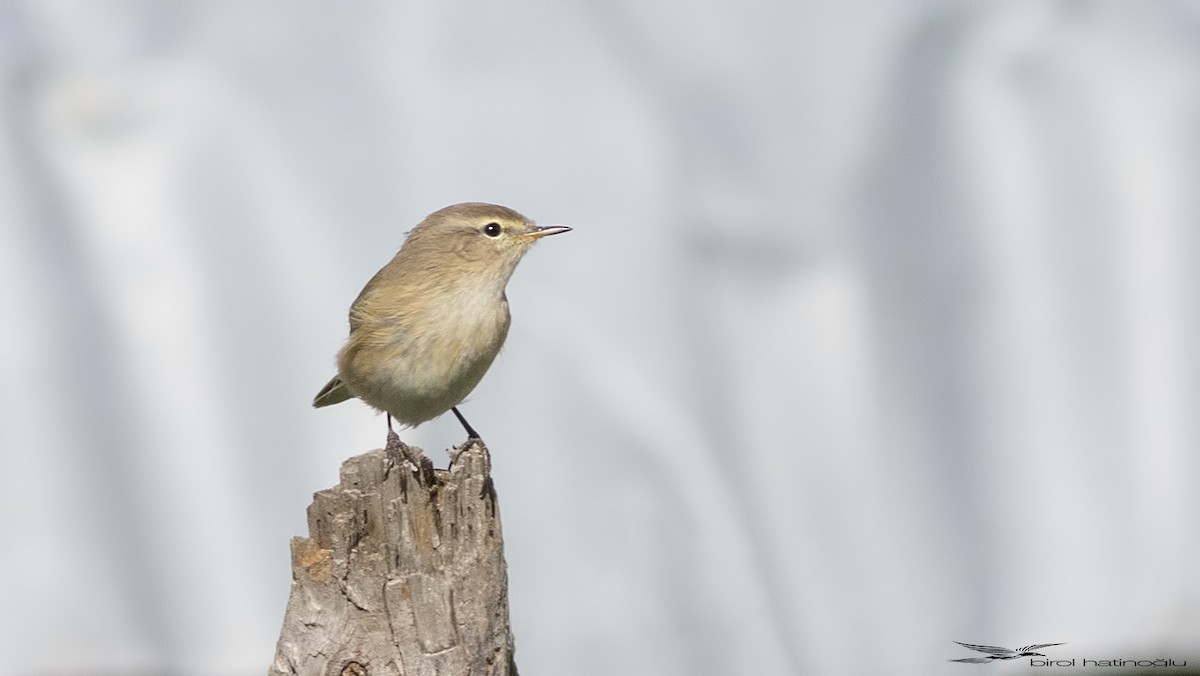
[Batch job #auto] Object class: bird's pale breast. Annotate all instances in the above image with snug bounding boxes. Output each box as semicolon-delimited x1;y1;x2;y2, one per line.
338;284;511;426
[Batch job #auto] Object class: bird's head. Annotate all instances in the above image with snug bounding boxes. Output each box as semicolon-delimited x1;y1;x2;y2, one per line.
403;203;570;286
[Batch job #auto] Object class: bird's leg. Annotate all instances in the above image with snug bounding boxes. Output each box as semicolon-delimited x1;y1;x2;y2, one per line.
451;406;481;440
385;413;404;464
385;413;433;480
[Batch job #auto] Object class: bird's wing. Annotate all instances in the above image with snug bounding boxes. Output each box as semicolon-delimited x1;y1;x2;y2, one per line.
954;642;1017;656
948;657;994;664
1019;643;1066;652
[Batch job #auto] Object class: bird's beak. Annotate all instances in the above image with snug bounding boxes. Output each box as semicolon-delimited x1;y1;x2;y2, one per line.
525;224;572;239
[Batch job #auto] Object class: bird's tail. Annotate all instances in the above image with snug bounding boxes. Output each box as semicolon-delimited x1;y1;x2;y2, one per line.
313;376;354;408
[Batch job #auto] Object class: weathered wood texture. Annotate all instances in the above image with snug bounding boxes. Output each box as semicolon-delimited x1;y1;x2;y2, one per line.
269;440;517;676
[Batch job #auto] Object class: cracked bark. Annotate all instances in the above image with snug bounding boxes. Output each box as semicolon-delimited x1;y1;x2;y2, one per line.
268;439;517;676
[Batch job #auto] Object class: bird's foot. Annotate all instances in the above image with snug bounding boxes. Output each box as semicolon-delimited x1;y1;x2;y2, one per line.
384;428;405;466
385;429;435;485
451;406;482;441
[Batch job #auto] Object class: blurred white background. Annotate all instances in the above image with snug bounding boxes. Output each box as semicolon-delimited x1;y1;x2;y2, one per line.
1;1;1198;674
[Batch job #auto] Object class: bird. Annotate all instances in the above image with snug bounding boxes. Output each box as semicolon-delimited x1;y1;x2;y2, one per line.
313;202;570;452
948;641;1066;663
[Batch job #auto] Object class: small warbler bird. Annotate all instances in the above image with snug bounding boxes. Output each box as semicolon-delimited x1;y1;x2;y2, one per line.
313;202;570;447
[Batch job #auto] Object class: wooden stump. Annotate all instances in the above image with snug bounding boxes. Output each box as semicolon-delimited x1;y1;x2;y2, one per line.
269;439;517;676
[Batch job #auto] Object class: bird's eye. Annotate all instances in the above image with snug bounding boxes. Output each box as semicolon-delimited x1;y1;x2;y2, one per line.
483;222;502;237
